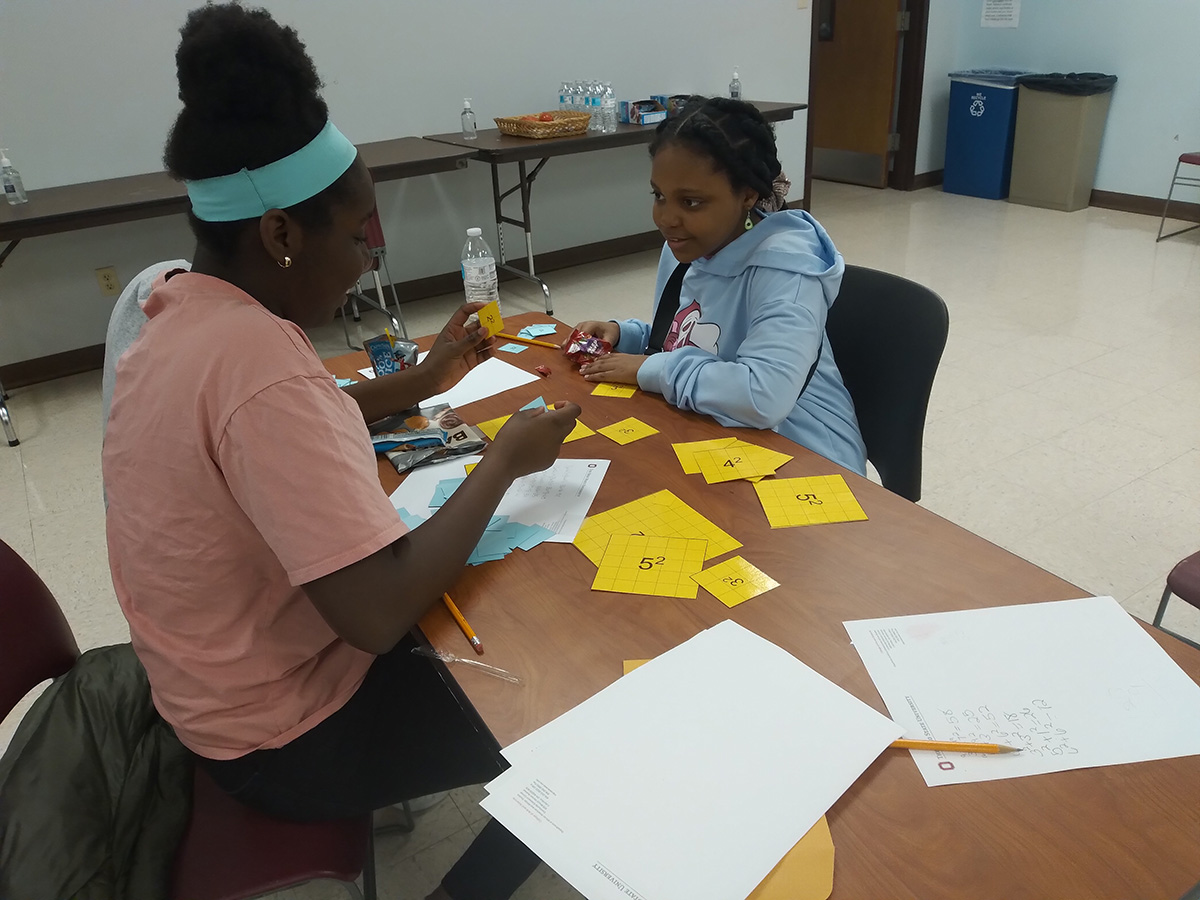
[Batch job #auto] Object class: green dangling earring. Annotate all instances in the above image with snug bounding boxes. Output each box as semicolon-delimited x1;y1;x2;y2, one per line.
744;211;754;231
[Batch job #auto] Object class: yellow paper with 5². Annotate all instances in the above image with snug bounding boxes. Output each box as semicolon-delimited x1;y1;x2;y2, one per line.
622;657;835;900
598;417;658;445
591;534;707;599
592;382;638;398
753;474;868;528
692;556;780;608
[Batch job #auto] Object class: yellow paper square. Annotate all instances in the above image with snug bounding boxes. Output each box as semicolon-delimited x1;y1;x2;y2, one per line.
753;474;868;528
672;437;739;474
475;300;503;338
591;534;707;599
592;382;638;398
476;414;511;441
572;490;741;566
598;417;659;445
729;440;794;472
695;444;786;483
563;419;596;443
692;556;781;608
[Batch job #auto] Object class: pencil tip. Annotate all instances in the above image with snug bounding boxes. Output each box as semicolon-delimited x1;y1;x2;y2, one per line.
998;745;1022;753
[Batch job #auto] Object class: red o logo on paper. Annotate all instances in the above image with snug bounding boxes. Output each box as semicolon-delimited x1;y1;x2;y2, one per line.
938;761;956;771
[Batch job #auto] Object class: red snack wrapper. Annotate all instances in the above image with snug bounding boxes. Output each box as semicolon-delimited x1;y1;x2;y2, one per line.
564;328;612;366
534;365;552;378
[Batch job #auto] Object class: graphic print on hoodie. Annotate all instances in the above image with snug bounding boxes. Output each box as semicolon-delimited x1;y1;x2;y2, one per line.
663;300;722;353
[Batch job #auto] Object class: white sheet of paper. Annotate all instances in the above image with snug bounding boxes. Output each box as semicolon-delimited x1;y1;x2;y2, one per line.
845;596;1200;786
981;0;1019;27
482;620;901;900
357;353;538;407
389;456;609;543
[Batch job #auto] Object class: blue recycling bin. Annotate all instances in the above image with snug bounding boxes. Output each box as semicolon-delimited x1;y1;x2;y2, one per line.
943;69;1035;200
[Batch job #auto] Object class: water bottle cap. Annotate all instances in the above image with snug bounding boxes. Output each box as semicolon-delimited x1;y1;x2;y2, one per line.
0;149;9;167
463;98;472;108
466;227;482;237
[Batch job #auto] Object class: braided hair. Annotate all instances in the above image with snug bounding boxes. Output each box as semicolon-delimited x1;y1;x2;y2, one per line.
649;97;783;208
163;3;352;260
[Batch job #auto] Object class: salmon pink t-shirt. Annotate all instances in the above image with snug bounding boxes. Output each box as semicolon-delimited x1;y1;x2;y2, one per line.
103;271;408;760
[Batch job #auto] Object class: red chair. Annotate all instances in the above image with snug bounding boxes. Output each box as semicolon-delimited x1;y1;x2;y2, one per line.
341;207;410;348
1151;550;1200;651
1156;152;1200;242
0;539;380;900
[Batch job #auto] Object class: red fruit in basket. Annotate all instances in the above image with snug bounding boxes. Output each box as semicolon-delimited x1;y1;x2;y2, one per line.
538;112;554;122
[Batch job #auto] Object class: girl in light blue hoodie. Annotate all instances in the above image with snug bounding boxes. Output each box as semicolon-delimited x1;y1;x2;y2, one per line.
572;96;867;475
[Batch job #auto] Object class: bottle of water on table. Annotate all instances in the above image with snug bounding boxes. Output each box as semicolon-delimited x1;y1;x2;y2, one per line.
461;227;500;312
600;82;617;134
559;80;573;112
461;98;478;140
587;79;602;131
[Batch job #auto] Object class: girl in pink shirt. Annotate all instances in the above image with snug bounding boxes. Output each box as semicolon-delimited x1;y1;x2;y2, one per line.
104;6;578;899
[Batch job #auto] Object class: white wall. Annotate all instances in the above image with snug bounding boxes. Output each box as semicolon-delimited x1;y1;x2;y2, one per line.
0;0;811;366
914;0;961;175
914;0;1200;197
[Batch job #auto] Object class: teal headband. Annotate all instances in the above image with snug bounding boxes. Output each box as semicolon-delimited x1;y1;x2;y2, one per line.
184;120;358;222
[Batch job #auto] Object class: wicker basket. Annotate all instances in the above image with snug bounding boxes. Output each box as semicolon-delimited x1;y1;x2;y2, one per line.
494;110;591;139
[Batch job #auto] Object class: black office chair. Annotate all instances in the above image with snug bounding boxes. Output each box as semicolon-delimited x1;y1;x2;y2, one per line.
825;265;949;503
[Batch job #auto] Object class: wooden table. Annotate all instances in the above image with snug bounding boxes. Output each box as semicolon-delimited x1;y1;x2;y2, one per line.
424;101;807;316
327;312;1200;900
0;137;473;446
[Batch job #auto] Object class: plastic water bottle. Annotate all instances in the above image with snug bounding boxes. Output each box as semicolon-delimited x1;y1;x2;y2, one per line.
461;98;477;140
572;79;587;113
600;82;617;134
0;149;27;206
587;79;603;132
729;67;742;101
559;80;573;112
461;227;500;311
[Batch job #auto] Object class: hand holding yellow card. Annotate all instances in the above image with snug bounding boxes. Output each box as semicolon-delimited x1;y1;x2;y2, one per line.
473;300;503;338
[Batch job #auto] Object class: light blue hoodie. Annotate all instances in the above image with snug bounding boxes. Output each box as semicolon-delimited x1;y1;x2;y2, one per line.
617;209;867;475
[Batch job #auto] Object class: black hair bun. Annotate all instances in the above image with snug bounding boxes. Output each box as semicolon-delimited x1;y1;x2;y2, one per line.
175;3;323;124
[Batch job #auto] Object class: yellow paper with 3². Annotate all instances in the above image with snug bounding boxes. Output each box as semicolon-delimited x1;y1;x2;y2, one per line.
621;657;835;900
598;417;658;445
592;382;638;398
692;556;780;608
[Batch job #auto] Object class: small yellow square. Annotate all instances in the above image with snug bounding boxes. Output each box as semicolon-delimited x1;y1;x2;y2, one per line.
563;419;596;443
475;300;503;338
598;417;659;445
622;658;652;675
694;444;786;483
753;474;868;528
592;534;707;599
592;382;638;398
692;556;780;608
476;414;511;441
672;437;739;474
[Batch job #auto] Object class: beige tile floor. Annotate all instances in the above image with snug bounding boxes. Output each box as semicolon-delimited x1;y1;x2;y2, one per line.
2;180;1199;899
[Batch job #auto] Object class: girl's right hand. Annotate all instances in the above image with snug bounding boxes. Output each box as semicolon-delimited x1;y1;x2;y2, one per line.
488;402;581;479
563;320;620;352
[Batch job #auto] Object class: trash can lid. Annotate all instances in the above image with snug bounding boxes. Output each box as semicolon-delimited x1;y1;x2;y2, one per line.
1016;73;1117;95
948;67;1038;87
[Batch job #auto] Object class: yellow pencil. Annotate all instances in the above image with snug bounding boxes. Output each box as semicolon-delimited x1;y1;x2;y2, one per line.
442;593;484;655
496;332;560;350
890;738;1022;754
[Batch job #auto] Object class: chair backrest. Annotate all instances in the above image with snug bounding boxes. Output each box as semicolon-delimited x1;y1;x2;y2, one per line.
825;265;949;503
0;541;79;720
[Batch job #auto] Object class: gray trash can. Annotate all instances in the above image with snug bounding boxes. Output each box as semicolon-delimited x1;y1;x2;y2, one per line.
1008;73;1117;212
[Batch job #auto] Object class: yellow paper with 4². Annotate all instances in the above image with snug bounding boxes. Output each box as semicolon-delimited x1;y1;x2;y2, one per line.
695;444;791;483
672;437;739;474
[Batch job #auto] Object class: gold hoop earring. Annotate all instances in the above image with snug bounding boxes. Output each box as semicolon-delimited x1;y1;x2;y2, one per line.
744;212;754;231
278;256;292;269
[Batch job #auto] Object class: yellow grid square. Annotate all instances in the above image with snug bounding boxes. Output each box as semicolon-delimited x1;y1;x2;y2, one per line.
592;534;707;599
753;474;868;528
672;438;739;474
476;414;511;441
694;444;790;483
692;556;781;608
563;418;596;443
598;417;659;445
475;300;503;338
572;489;741;565
592;382;638;398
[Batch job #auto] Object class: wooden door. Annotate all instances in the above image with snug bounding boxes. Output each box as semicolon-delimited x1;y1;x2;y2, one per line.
810;0;903;188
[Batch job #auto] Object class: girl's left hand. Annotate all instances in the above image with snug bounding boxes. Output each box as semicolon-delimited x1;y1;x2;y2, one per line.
579;352;644;385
